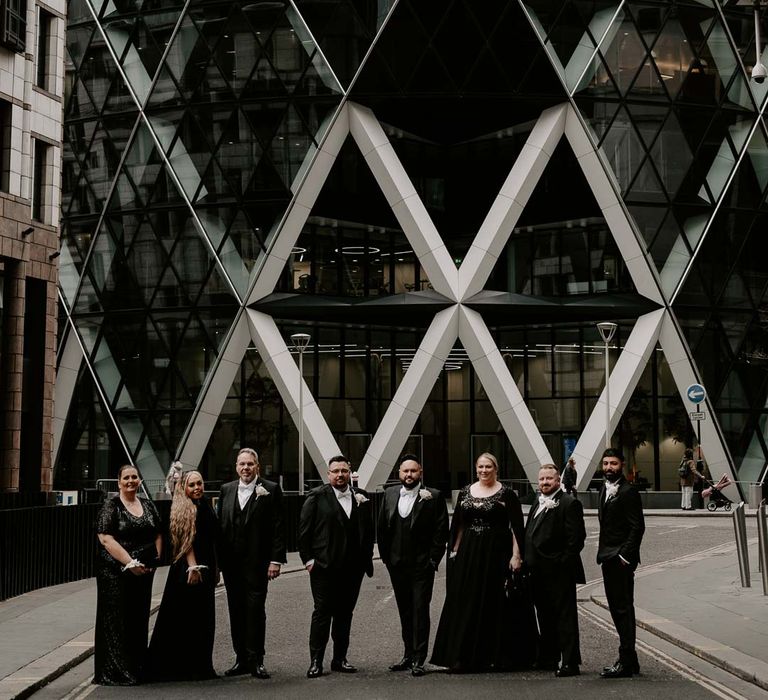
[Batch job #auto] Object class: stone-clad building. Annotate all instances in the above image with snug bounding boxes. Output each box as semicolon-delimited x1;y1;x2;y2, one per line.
0;0;63;491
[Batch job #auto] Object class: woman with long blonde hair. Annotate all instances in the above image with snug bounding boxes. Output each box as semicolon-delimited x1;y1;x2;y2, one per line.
146;470;219;681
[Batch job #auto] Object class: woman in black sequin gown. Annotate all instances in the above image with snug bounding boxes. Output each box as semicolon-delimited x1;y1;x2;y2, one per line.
431;453;537;672
94;465;162;685
146;470;218;681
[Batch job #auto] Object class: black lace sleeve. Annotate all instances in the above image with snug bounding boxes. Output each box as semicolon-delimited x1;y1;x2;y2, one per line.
96;497;118;535
503;486;525;556
141;497;162;534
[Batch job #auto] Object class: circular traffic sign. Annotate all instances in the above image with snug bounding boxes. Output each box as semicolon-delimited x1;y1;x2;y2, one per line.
686;383;706;404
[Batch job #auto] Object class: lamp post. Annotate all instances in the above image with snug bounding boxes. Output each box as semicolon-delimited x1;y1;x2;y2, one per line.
596;322;617;449
290;333;311;495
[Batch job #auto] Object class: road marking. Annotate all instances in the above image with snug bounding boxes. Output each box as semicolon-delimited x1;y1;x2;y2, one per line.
62;675;95;700
580;604;753;700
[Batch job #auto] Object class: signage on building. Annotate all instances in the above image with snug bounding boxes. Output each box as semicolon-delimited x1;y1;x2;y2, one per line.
686;384;706;404
689;412;706;421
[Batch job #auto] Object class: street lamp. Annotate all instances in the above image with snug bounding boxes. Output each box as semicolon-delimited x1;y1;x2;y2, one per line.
596;322;617;449
290;333;311;495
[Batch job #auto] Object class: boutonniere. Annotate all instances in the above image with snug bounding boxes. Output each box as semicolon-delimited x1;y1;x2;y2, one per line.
540;498;559;512
354;492;369;505
418;489;432;502
255;485;269;497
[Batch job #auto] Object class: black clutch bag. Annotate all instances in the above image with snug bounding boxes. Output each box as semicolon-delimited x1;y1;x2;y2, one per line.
129;543;161;569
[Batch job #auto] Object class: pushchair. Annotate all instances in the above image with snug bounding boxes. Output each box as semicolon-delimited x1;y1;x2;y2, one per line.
702;474;733;512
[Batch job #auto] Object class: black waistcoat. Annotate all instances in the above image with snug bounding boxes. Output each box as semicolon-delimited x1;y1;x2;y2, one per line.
390;510;414;567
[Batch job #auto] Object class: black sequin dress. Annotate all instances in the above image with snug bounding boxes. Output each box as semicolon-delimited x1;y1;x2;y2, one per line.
94;496;161;685
430;484;536;671
145;498;218;681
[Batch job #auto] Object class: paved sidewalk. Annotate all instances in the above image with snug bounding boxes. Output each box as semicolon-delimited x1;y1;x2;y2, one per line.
1;510;766;699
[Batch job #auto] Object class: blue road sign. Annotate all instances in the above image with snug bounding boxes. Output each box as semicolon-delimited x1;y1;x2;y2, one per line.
686;383;706;404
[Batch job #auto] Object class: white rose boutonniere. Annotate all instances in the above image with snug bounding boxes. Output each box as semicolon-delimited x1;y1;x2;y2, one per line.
255;485;269;497
354;492;369;505
418;489;432;502
540;498;559;512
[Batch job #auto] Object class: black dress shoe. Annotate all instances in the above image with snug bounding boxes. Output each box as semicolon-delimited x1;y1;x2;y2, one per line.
330;659;357;673
389;656;412;672
600;661;633;678
251;664;270;679
411;664;426;677
555;664;580;677
224;662;249;677
306;660;323;678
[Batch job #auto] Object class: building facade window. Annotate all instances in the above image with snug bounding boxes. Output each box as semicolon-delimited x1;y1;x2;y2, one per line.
36;7;54;91
32;138;50;222
0;0;25;52
0;99;11;192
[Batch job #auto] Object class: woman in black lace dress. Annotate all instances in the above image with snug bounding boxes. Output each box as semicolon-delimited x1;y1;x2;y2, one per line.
431;453;536;672
146;470;218;681
94;465;162;685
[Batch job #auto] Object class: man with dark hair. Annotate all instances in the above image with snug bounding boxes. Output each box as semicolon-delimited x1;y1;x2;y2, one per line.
299;455;374;678
597;448;645;678
217;448;286;679
378;454;448;676
524;464;585;677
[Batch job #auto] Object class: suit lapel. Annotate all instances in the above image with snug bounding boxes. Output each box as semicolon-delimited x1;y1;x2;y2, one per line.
386;487;399;523
410;489;426;527
223;482;239;529
242;480;260;525
327;485;347;527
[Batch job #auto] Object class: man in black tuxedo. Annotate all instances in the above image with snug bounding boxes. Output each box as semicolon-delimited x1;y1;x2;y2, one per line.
378;455;448;677
524;464;586;677
299;455;374;678
217;448;286;679
597;448;645;678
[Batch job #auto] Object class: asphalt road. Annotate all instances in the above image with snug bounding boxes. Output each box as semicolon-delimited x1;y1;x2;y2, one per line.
38;515;761;700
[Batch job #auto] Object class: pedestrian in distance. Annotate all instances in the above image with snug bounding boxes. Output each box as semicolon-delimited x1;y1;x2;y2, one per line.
217;448;286;679
299;455;374;678
562;457;577;496
679;447;703;511
524;464;586;677
378;454;449;676
597;448;645;678
146;470;218;682
94;465;162;686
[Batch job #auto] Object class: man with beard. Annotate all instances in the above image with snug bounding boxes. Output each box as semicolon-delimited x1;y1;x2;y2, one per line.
299;455;374;678
378;455;449;676
597;448;645;678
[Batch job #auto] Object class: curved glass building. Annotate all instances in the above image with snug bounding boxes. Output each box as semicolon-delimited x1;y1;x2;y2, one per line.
57;0;768;495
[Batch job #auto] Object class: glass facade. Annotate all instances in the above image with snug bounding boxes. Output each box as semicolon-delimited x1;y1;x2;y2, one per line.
58;0;768;493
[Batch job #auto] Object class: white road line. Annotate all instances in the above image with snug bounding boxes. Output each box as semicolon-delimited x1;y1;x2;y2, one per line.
62;675;96;700
579;605;751;700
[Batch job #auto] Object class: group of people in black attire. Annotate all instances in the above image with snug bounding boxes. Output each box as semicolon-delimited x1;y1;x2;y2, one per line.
93;446;644;684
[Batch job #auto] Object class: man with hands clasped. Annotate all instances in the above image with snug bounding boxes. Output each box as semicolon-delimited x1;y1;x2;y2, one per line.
299;455;374;679
378;455;448;677
217;448;286;679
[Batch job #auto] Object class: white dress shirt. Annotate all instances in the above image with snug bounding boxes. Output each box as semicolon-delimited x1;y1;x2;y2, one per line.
336;487;352;518
398;485;419;518
238;479;256;510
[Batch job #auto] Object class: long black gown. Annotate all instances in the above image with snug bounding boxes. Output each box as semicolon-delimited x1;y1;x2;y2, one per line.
145;497;218;682
94;496;162;685
430;484;537;671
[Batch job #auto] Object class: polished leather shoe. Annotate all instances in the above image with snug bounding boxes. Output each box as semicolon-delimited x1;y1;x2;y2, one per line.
224;662;249;677
330;659;357;673
555;664;580;677
306;660;323;678
411;664;426;677
602;659;640;674
251;664;270;679
389;657;412;672
600;661;633;678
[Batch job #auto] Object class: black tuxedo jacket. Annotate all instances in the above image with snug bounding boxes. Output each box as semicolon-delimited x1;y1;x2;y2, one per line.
217;477;286;586
597;478;645;568
377;485;449;570
299;484;374;576
524;490;586;583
